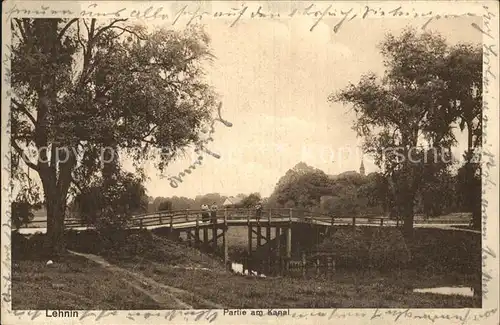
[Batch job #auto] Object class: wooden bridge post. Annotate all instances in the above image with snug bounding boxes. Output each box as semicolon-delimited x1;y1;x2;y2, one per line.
212;215;217;253
275;226;281;275
256;216;262;276
195;213;200;249
185;210;192;245
266;210;271;274
168;214;174;239
223;208;228;269
352;216;356;231
380;218;384;227
285;209;292;272
247;213;252;274
203;218;208;249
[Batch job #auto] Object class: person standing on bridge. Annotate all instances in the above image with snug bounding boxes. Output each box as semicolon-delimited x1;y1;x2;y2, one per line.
201;204;210;223
210;202;218;224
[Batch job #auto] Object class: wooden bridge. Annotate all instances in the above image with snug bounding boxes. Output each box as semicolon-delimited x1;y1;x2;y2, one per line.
19;208;471;275
21;208;395;274
127;208;392;273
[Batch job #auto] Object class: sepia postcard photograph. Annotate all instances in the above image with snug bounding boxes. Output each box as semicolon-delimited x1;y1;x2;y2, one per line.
1;1;499;324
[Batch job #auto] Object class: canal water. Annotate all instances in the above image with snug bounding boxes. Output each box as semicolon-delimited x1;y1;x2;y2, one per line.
413;286;475;297
231;262;266;277
231;261;477;300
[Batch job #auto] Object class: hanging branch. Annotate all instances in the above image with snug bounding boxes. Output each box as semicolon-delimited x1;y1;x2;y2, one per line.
11;140;39;171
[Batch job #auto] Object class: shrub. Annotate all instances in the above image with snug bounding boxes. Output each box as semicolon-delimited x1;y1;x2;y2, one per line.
158;200;173;211
316;228;370;268
12;232;50;260
368;228;411;269
64;230;101;254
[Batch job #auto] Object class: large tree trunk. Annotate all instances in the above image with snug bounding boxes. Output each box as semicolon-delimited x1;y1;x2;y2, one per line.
40;150;75;257
45;191;67;257
402;197;415;239
400;137;417;239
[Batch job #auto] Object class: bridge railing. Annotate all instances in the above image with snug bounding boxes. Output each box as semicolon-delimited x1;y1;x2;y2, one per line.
18;207;391;230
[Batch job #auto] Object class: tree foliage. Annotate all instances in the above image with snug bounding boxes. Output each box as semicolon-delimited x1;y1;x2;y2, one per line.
10;18;219;254
73;172;148;230
157;200;173;212
240;193;261;208
329;29;482;236
268;162;386;215
268;162;332;209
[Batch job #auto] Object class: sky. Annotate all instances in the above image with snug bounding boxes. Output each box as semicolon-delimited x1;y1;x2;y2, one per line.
8;5;484;201
124;11;482;199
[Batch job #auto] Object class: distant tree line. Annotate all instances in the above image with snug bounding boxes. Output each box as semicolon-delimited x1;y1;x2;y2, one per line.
149;192;264;212
267;162;471;219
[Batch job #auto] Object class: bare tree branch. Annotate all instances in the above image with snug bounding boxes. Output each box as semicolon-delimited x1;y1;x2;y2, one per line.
76;20;93;88
76;20;87;55
92;19;128;40
90;19;96;38
13;19;27;41
12;98;36;125
71;175;84;193
142;125;158;142
58;18;79;40
82;18;91;36
108;26;146;40
11;140;39;171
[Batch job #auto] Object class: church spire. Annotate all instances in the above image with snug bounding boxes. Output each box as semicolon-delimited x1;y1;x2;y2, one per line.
360;157;365;176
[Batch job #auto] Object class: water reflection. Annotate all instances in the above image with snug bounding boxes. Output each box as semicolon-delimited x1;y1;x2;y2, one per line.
413;286;474;297
231;262;266;278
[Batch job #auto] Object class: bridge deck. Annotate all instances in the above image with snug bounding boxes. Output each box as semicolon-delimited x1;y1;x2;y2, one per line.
17;208;475;234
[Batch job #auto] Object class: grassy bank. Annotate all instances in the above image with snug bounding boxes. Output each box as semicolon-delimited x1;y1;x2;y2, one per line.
115;258;480;308
219;226;481;273
12;253;162;310
11;226;481;309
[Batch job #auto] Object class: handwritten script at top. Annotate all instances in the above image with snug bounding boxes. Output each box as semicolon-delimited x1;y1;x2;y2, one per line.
5;3;478;33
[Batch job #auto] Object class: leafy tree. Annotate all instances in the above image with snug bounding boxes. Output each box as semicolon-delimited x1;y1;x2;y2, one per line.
170;196;196;210
357;172;390;216
240;193;261;208
74;172;148;230
157;200;173;212
444;45;482;229
194;193;225;207
11;199;38;230
455;154;481;226
10;168;43;230
268;162;332;209
10;18;218;255
445;44;482;152
148;194;228;211
330;29;459;238
269;162;387;215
